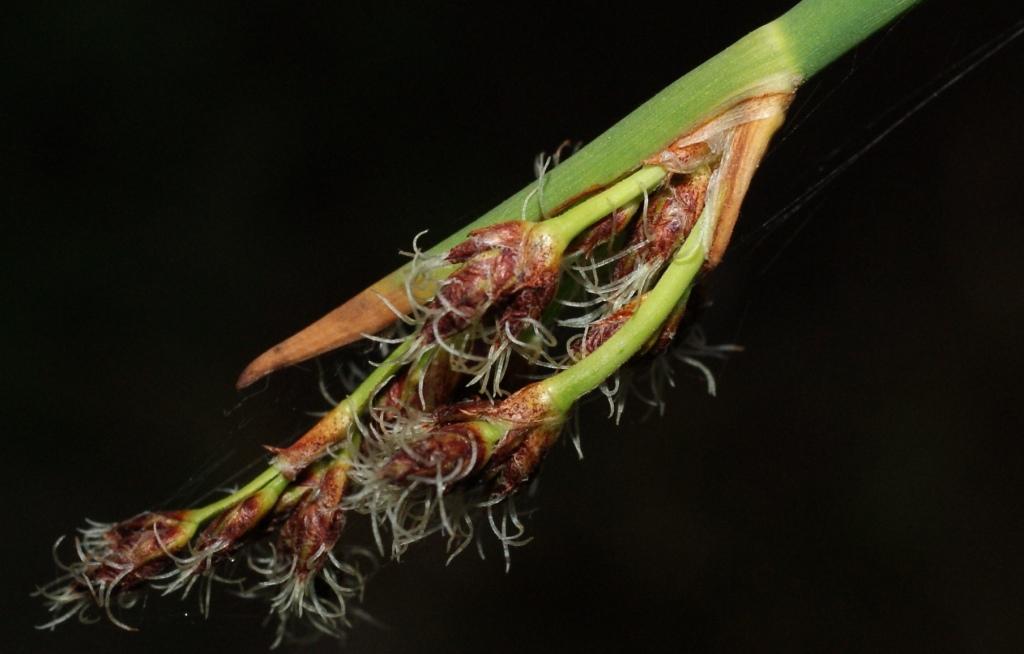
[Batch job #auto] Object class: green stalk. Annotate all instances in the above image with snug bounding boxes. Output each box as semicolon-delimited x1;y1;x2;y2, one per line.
191;466;282;523
344;338;413;411
541;213;710;412
238;0;923;387
775;0;923;78
275;337;413;459
385;0;921;268
537;166;667;248
197;340;414;522
312;337;414;432
436;1;926;409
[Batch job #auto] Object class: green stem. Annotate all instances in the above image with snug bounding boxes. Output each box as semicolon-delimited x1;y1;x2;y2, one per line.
196;340;414;522
775;0;924;78
345;338;413;411
319;337;415;428
277;338;413;464
262;473;290;496
541;214;709;412
191;466;282;523
373;0;920;288
538;166;667;248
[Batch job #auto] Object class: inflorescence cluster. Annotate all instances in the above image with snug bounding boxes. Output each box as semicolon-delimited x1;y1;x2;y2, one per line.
36;90;790;646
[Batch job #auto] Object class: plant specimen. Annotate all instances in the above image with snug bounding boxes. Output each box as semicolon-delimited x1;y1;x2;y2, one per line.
35;0;934;646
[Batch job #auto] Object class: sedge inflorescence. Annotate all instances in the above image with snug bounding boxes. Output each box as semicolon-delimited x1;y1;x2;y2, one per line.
35;92;788;646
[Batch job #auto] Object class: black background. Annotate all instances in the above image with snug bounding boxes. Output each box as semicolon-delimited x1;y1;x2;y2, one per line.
4;1;1023;652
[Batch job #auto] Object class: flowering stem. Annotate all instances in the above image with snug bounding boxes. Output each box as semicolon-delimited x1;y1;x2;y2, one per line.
439;0;922;242
537;166;667;248
237;0;923;386
541;213;709;412
344;339;414;411
189;341;414;524
270;338;415;477
190;467;282;524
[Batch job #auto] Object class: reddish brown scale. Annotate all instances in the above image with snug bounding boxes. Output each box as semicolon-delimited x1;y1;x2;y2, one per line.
90;511;196;587
379;374;406;412
568;294;692;360
493;265;559;335
470;382;561;463
268;416;346;481
379;422;488;482
104;511;190;557
485;375;557;425
272;464;325;518
568;300;640;360
429;249;519;338
569;204;636;258
644;141;715;174
278;460;349;578
477;380;561;462
381;383;560;485
653;297;689;353
192;494;269;559
378;350;461;414
425;220;561;342
430;397;493;424
431;397;523;457
91;559;167;591
485;422;562;499
478;384;566;495
614;170;710;280
494;226;562;338
445;221;526;263
427;222;525;340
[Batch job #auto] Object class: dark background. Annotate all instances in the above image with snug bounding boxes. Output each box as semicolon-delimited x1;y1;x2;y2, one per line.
4;1;1023;652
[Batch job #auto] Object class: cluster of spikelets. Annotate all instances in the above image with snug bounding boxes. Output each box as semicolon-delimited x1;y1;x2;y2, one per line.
36;93;786;646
